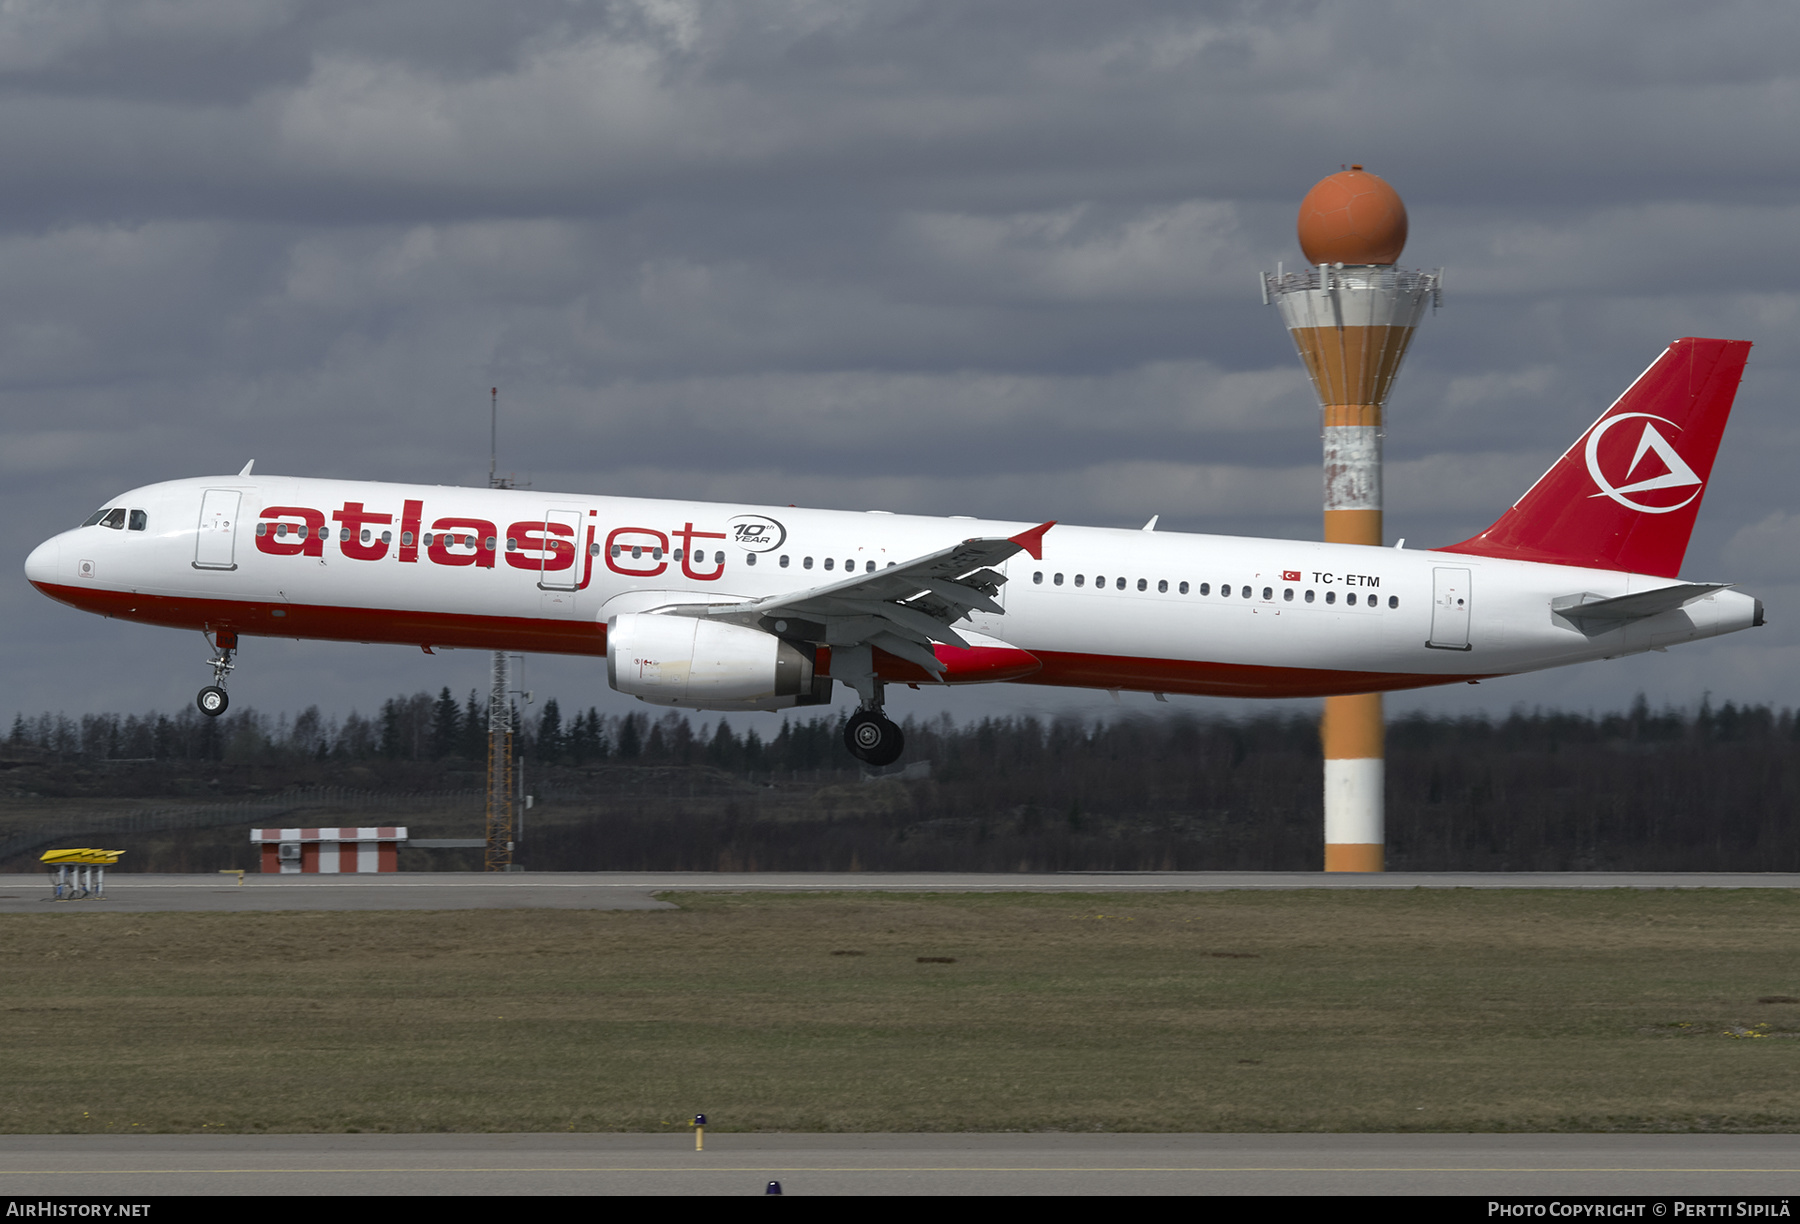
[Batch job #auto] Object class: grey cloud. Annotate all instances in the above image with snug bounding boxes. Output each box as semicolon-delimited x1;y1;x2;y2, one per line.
4;0;1798;723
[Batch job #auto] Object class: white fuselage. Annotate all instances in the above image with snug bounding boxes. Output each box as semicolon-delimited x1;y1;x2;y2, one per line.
25;475;1760;701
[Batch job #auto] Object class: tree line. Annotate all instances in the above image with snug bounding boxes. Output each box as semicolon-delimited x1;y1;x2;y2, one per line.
9;688;871;776
8;692;1800;871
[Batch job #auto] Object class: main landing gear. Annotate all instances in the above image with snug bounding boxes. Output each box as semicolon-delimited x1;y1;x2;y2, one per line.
197;629;237;717
833;652;906;768
844;708;904;768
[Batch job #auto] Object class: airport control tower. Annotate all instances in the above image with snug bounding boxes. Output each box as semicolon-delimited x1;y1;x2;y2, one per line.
1262;168;1440;872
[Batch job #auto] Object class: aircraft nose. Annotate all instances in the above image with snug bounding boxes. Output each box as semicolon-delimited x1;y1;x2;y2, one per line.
24;535;61;587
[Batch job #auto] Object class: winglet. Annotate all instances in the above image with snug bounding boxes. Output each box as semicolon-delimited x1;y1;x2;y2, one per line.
1008;520;1055;561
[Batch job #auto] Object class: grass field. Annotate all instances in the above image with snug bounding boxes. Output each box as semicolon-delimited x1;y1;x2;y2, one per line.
3;890;1798;1134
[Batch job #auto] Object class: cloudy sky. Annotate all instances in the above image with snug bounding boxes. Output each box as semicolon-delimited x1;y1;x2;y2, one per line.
6;0;1798;731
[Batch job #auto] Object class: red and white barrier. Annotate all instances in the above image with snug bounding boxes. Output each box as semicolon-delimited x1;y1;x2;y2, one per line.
250;827;407;874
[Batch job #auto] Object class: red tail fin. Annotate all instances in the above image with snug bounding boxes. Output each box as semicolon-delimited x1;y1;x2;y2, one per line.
1439;337;1750;577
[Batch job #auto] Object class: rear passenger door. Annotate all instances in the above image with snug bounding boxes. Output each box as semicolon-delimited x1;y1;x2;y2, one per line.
1427;567;1472;650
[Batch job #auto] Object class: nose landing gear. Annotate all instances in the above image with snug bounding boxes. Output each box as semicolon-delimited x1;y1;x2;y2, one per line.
197;629;237;717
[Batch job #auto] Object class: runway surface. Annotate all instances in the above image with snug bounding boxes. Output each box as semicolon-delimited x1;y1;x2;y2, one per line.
1;1133;1796;1195
5;871;1800;913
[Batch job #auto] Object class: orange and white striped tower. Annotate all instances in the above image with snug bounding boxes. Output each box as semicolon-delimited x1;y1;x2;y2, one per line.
1262;167;1440;872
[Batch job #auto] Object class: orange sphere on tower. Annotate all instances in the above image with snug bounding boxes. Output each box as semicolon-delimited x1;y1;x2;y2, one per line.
1296;166;1407;265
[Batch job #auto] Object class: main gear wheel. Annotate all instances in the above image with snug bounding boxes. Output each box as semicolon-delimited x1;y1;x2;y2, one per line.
844;710;905;767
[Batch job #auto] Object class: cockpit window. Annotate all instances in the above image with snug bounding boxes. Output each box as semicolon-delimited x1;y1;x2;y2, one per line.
81;508;111;527
100;508;127;530
128;510;148;531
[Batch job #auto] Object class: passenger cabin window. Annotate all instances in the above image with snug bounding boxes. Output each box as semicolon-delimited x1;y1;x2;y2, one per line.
780;555;790;568
1198;583;1209;595
1306;589;1315;603
1157;580;1167;593
1220;584;1231;598
804;557;813;569
1116;577;1126;590
746;553;757;566
1388;596;1399;608
824;557;835;571
1326;590;1336;604
1074;574;1085;587
1262;587;1272;601
1054;573;1064;586
1033;571;1043;584
1177;581;1187;594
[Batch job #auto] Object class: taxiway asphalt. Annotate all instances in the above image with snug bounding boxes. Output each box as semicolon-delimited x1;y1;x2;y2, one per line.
5;870;1800;913
1;1133;1796;1196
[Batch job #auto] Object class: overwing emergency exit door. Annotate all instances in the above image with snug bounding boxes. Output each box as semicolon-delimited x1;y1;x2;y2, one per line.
538;509;584;621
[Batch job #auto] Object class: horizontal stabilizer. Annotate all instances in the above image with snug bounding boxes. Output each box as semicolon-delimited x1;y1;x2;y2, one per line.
1552;582;1731;624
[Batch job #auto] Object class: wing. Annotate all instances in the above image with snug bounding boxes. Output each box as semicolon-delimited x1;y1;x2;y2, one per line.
685;521;1053;680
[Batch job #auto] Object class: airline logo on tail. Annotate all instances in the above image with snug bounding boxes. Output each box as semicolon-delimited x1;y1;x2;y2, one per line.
1440;336;1750;577
1584;413;1704;515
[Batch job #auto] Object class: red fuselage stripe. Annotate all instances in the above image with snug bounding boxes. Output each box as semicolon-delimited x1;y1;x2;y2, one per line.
31;581;1489;699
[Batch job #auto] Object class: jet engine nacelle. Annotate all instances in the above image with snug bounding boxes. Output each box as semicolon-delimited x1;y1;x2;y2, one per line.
605;612;832;711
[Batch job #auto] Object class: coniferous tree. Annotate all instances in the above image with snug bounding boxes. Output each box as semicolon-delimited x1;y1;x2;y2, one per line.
379;698;404;759
430;687;462;759
462;690;486;759
537;698;564;763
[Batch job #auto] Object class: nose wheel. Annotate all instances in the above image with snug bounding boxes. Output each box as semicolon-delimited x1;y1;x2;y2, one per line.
197;630;238;718
844;709;904;767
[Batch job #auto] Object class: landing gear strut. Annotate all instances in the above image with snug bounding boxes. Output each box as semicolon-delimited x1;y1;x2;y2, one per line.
834;655;905;767
844;708;904;768
197;630;237;717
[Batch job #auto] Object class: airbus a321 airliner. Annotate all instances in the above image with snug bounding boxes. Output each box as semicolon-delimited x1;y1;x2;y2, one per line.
24;337;1762;766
